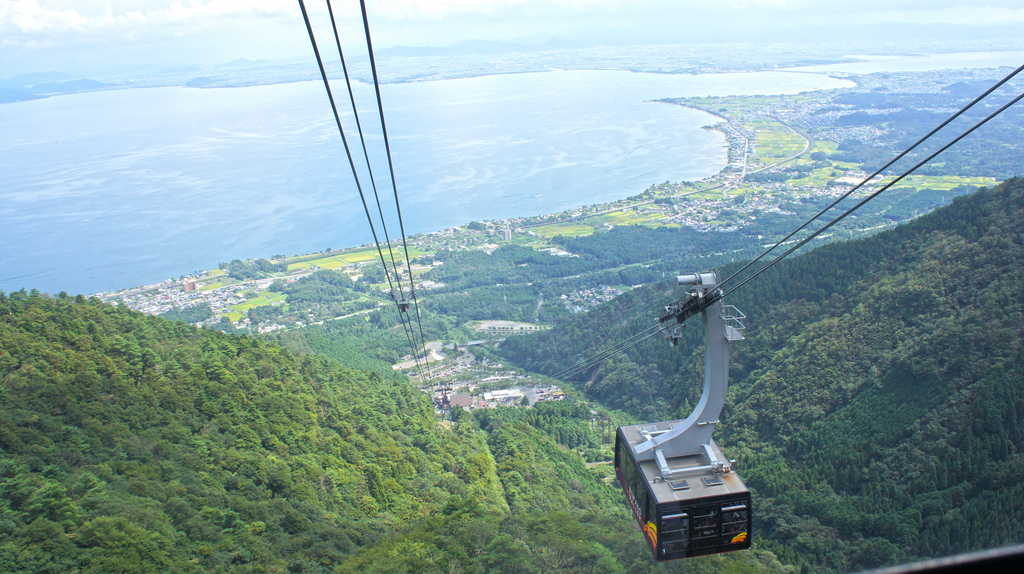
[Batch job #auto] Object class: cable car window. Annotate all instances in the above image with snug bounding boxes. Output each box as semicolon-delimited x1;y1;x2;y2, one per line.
637;476;649;524
721;502;749;545
702;476;724;487
691;506;718;549
661;512;689;556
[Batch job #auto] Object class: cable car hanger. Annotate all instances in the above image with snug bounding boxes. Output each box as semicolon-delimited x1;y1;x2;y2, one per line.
615;271;751;561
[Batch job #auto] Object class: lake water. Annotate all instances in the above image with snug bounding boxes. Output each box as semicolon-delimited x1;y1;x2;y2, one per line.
0;69;852;295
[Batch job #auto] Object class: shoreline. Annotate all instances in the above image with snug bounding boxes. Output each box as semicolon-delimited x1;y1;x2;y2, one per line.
8;62;1010;298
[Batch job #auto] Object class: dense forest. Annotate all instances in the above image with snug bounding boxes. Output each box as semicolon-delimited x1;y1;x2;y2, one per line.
0;292;509;572
501;177;1024;571
0;290;786;572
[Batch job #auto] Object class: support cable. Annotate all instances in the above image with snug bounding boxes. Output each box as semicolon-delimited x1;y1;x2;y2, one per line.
552;290;689;380
325;0;406;300
325;0;429;380
721;89;1024;300
358;0;433;379
719;63;1024;293
553;322;665;380
298;0;426;381
556;78;1024;380
559;324;674;381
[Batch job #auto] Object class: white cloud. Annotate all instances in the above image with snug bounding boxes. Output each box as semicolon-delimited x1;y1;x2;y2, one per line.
0;0;298;40
2;0;95;34
857;6;1024;26
4;0;1021;40
368;0;618;20
1;0;1022;76
0;0;310;74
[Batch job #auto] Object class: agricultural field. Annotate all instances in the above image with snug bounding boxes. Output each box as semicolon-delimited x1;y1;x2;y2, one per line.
288;246;424;271
222;311;244;323
229;290;287;313
587;209;667;227
532;223;596;238
879;174;997;191
677;93;826;119
747;118;809;165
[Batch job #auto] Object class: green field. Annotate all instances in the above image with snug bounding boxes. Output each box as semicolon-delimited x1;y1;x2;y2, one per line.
222;311;244;323
785;159;843;188
229;290;286;313
878;174;997;191
532;223;595;238
288;247;425;271
588;209;667;226
688;189;732;201
809;140;838;155
747;118;808;165
681;94;819;119
288;255;350;271
264;291;287;303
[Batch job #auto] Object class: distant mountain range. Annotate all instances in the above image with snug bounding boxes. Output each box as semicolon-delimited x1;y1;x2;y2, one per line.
0;72;114;103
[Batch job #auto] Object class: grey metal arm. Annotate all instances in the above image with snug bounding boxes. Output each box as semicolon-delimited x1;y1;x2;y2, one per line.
633;271;744;476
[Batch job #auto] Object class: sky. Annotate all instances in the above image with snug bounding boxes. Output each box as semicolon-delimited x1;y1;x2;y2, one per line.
1;0;1023;77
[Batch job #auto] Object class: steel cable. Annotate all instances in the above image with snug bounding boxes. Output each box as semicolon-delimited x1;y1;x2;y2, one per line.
558;72;1024;380
358;0;433;380
718;63;1024;294
298;0;427;381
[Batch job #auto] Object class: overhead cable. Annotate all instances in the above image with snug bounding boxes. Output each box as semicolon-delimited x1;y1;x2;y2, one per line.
358;0;433;380
325;0;406;300
553;322;667;380
722;88;1024;299
558;70;1024;380
298;0;426;381
553;292;692;380
325;0;431;380
718;63;1024;293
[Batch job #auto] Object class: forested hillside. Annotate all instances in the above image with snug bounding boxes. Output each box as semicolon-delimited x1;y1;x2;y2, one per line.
0;290;789;572
502;177;1024;571
0;294;504;572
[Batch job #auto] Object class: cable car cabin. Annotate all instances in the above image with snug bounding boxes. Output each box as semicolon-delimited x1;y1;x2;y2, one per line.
613;271;750;560
616;423;751;561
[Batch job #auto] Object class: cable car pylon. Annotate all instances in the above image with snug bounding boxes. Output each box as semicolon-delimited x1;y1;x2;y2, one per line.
615;271;751;560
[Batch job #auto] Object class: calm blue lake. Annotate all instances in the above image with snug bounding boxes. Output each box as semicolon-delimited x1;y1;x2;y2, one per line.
0;69;850;295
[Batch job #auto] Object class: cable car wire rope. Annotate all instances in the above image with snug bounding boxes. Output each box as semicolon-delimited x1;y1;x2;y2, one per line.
298;0;426;381
718;62;1024;294
325;0;431;381
568;325;670;378
358;0;433;380
325;0;406;302
556;325;670;381
556;73;1024;380
721;88;1024;300
552;322;665;380
553;291;695;380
